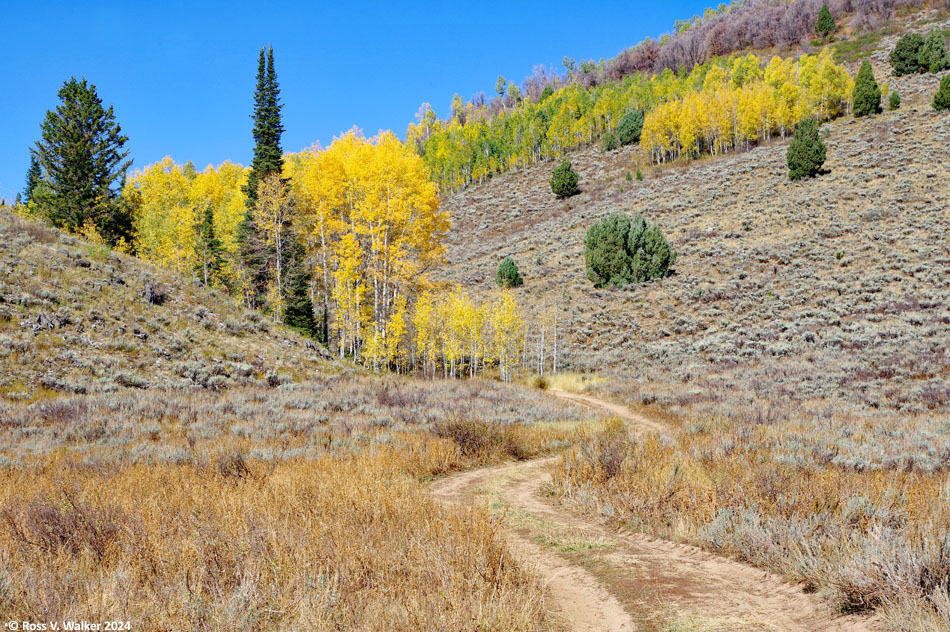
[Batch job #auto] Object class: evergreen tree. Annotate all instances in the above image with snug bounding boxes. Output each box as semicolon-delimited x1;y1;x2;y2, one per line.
23;154;41;203
889;91;901;110
601;131;620;152
616;110;644;145
918;30;950;74
787;117;826;180
496;257;524;288
33;77;132;243
243;47;285;206
852;61;881;117
240;46;286;310
934;74;950;111
585;213;675;288
889;33;925;76
282;237;317;336
194;205;225;286
585;213;633;287
550;160;579;198
815;4;835;38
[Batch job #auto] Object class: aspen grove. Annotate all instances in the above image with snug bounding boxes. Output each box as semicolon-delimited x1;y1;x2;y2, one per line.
126;130;539;375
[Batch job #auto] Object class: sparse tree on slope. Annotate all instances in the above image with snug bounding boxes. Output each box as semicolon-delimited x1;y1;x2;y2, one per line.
890;33;925;76
496;257;524;288
852;61;882;117
585;213;674;288
33;77;133;245
889;91;901;110
816;4;835;39
787;117;826;180
918;30;950;74
550;160;579;198
934;75;950;111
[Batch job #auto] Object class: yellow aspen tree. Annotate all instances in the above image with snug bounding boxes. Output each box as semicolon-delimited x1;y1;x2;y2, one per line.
491;290;524;384
128;157;197;275
252;173;292;322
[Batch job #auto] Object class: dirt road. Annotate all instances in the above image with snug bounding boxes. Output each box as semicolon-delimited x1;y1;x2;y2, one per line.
429;390;877;632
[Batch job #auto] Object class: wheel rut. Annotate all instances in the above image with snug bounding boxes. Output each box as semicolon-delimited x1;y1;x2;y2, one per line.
429;389;879;632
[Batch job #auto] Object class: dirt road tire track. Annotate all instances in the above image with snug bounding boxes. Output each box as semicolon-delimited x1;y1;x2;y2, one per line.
429;389;878;632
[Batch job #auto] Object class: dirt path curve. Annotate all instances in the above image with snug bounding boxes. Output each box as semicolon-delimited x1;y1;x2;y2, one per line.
430;390;878;632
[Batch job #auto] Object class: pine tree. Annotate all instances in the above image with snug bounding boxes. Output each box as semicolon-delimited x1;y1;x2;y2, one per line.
616;110;644;145
889;91;901;110
815;4;835;39
240;46;286;310
194;205;225;286
585;213;674;288
918;30;950;74
550;160;579;198
934;74;950;111
282;237;317;336
496;257;524;288
889;33;925;76
33;78;132;244
787;118;826;180
23;154;41;203
852;61;881;117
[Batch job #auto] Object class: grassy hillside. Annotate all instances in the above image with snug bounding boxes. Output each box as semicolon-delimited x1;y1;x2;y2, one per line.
440;39;950;421
0;209;332;402
438;23;950;627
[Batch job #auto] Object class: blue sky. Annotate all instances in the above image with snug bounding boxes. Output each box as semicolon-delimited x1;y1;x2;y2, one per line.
0;0;712;201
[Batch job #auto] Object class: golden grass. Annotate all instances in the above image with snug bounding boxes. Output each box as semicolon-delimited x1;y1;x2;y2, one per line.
0;438;564;631
544;372;605;393
550;418;950;627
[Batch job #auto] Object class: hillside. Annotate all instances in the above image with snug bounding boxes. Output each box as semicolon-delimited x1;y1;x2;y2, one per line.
441;48;949;413
0;210;331;401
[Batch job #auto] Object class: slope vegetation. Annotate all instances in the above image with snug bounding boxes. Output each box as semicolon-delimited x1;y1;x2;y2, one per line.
0;209;330;401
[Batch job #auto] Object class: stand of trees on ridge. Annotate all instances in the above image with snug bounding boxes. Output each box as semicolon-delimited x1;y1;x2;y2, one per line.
409;49;855;187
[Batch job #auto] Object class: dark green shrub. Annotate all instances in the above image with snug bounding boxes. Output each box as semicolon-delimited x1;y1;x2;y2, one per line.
601;131;620;152
918;30;950;74
550;160;579;198
584;213;675;288
815;4;835;38
635;169;643;181
889;91;901;110
852;61;882;117
616;110;644;145
496;257;524;288
787;118;826;181
625;171;632;181
539;86;554;102
890;33;925;76
934;75;950;111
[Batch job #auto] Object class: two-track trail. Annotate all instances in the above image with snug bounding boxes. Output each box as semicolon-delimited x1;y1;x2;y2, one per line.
429;389;878;632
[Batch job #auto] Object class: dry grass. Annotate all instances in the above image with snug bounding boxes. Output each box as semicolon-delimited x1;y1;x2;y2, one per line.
0;367;597;628
0;448;558;630
550;418;950;627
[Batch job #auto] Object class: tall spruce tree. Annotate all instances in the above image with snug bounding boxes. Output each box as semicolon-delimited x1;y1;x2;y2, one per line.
852;61;882;117
23;154;41;204
239;47;316;333
33;78;133;244
240;47;284;309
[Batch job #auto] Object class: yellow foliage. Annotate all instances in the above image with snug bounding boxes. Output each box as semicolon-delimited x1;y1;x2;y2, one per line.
128;157;247;284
